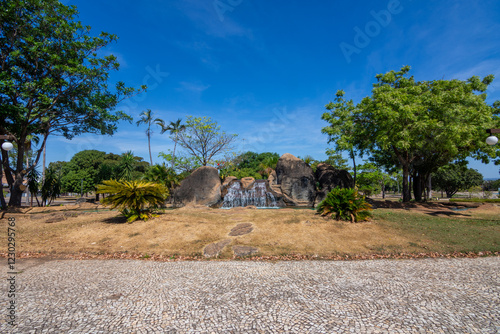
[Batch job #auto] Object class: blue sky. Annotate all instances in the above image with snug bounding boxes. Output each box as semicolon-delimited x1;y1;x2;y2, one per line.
47;0;500;178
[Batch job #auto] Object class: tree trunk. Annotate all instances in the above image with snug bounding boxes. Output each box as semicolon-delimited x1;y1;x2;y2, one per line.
172;132;178;170
427;174;432;200
413;171;422;202
26;152;30;205
148;133;153;166
402;164;411;202
42;140;46;182
381;178;386;199
350;149;356;187
0;162;6;210
8;173;25;207
8;137;27;207
5;133;49;207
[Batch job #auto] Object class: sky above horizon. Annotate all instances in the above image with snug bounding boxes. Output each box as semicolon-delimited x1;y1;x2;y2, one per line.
46;0;500;178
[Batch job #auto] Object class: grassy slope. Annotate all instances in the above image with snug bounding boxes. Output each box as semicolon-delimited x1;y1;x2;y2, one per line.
1;205;499;258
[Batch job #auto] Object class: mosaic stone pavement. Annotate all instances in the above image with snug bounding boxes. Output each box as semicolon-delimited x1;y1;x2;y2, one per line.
1;257;499;333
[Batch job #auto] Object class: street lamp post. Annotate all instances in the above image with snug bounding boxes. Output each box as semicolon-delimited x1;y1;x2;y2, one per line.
486;129;500;146
486;129;500;198
0;135;15;151
1;135;14;209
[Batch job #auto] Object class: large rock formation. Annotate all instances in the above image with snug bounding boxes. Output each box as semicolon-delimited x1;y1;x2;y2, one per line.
172;155;354;208
275;153;316;206
173;166;221;207
314;163;354;205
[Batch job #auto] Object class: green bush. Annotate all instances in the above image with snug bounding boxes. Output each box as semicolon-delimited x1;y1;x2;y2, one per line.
316;187;372;222
97;180;168;222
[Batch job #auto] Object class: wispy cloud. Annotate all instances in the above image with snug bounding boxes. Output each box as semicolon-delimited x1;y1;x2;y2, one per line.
177;0;252;39
233;104;329;159
177;81;211;93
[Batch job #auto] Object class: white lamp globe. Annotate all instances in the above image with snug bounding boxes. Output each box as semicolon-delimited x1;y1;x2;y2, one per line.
486;135;498;146
1;141;14;151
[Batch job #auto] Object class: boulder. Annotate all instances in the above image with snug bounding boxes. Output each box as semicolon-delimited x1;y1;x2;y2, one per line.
275;153;316;206
222;176;237;187
314;163;354;205
268;170;277;185
173;166;222;207
240;177;255;190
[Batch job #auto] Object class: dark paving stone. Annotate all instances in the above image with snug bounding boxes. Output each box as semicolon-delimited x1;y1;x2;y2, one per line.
232;245;259;257
228;223;254;236
203;239;231;257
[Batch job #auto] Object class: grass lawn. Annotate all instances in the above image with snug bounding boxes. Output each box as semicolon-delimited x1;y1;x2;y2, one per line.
1;202;499;259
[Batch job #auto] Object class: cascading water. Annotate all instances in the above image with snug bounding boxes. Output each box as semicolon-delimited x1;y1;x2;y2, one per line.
221;181;279;208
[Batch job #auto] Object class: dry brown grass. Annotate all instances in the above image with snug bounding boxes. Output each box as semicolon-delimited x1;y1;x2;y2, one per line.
1;203;498;258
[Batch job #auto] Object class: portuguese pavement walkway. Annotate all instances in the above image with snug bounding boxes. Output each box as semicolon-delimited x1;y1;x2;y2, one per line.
1;257;499;333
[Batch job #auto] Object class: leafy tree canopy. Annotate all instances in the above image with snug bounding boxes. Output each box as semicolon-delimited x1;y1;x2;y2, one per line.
236;152;279;171
0;0;144;206
432;162;483;198
322;66;500;202
58;150;148;193
323;149;350;170
176;116;238;166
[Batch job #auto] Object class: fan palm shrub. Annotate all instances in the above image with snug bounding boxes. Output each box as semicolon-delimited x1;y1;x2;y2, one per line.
316;187;372;223
97;180;168;222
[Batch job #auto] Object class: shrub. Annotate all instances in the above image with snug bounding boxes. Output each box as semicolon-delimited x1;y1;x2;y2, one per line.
316;187;372;222
97;180;168;222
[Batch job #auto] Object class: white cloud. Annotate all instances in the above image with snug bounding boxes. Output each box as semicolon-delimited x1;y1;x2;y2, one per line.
177;81;211;93
178;0;253;39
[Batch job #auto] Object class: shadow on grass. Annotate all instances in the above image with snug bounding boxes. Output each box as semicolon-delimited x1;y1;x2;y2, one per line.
427;211;472;217
102;215;128;224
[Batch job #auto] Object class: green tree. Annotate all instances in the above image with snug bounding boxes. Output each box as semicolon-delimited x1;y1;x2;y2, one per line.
214;152;280;180
27;166;41;206
322;91;359;184
41;165;62;205
143;163;182;191
322;66;500;202
236;152;278;170
483;179;500;191
323;149;350;170
176;116;237;166
300;155;316;165
432;163;484;198
0;0;144;207
136;109;163;166
258;155;279;177
157;118;186;169
158;151;201;174
356;162;392;198
60;150;106;194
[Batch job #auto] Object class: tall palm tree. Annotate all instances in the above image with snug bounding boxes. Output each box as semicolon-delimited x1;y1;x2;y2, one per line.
136;109;158;166
158;118;186;169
